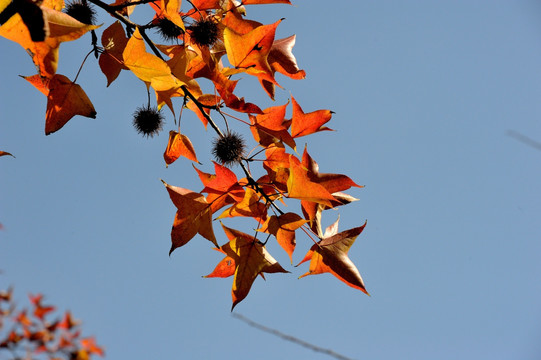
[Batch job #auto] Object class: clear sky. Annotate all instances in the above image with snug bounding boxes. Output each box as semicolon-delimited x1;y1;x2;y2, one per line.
1;1;541;359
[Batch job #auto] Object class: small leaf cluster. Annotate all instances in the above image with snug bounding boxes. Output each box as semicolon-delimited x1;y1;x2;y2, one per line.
0;287;104;359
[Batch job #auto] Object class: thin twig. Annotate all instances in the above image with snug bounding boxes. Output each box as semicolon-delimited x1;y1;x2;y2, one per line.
232;313;356;360
507;130;541;151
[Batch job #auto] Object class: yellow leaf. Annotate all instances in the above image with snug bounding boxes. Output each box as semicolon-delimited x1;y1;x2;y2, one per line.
122;28;180;92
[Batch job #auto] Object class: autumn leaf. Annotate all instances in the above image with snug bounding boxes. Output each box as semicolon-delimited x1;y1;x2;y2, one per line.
223;20;282;87
204;247;235;278
301;146;362;194
298;222;369;295
216;187;267;221
23;73;96;135
162;180;218;254
262;145;290;191
123;28;181;92
0;8;99;78
287;155;335;206
259;212;307;263
220;224;288;309
80;337;105;356
99;21;129;87
194;162;245;213
242;0;291;4
29;294;55;320
0;151;15;158
250;103;296;150
163;130;199;167
261;35;305;99
289;96;333;138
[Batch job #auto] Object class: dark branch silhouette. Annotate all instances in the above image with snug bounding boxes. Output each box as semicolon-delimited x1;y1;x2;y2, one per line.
507;130;541;151
232;313;355;360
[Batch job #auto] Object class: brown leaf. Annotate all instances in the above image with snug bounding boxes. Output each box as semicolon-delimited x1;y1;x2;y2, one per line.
298;222;369;295
220;224;288;310
259;213;307;263
162;180;217;254
99;21;129;87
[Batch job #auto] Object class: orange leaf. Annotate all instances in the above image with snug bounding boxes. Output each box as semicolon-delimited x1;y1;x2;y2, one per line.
287;155;335;207
259;212;307;263
162;180;217;254
194;162;246;213
0;8;98;78
44;74;96;135
123;28;181;92
298;222;369;295
204;247;235;278
99;21;129;86
216;187;267;221
163;130;198;166
301;146;362;193
290;96;333;138
262;145;290;191
0;151;14;158
24;73;97;135
242;0;291;3
249;102;296;150
29;293;55;320
80;337;105;357
220;224;288;310
21;74;49;95
223;20;282;87
260;35;306;99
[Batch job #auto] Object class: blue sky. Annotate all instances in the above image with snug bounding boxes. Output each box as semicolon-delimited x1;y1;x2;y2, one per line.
1;1;541;359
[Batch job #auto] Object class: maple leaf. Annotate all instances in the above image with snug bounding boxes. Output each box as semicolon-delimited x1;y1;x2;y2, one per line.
162;180;218;254
259;212;307;263
261;35;305;99
29;294;55;320
223;20;282;88
301;146;362;194
24;73;97;135
216;187;267;221
123;28;181;92
220;224;288;310
297;221;369;295
0;7;99;78
287;155;335;206
80;337;105;357
0;151;14;158
250;102;296;150
242;0;291;4
203;247;235;278
289;96;333;138
262;145;290;191
163;130;199;167
194;162;245;213
98;21;129;87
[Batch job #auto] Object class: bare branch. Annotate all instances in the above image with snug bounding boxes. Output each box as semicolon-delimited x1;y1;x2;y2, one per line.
232;313;356;360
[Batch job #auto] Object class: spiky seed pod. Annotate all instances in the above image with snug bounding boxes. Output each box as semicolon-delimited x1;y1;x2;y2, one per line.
188;18;219;47
156;18;184;42
64;0;96;25
212;131;246;166
132;106;164;138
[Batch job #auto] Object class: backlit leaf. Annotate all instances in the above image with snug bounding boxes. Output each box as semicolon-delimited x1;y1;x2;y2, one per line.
162;180;218;254
298;222;369;294
163;130;199;166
